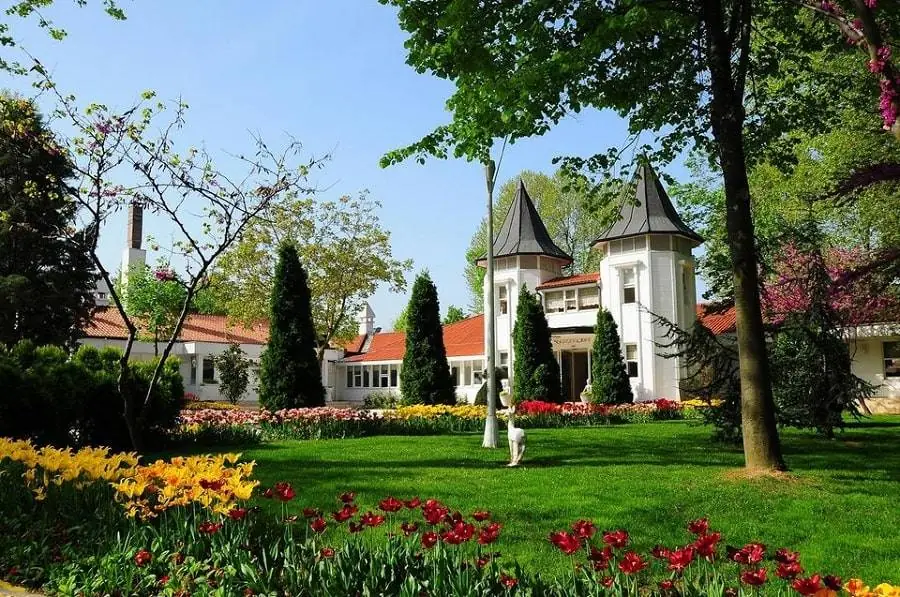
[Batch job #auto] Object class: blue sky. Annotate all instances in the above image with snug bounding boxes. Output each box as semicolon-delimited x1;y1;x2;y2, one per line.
10;0;700;328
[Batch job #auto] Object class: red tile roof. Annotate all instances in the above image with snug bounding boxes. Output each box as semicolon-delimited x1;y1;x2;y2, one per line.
343;314;485;362
696;304;736;335
340;333;367;354
84;307;269;345
536;272;600;290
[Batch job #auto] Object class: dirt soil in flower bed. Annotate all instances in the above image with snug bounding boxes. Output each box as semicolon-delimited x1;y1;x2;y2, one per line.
182;417;900;583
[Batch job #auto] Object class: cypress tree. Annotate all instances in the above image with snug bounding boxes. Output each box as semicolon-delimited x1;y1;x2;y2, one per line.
591;308;633;404
258;243;324;410
400;272;455;405
512;285;562;403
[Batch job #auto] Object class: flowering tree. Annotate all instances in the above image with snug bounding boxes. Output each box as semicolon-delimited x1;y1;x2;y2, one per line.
117;264;187;356
31;63;325;451
763;243;900;326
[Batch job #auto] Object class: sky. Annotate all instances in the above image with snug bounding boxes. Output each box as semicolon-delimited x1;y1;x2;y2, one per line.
8;0;703;329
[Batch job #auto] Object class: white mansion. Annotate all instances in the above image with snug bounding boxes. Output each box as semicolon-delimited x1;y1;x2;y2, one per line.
83;165;900;411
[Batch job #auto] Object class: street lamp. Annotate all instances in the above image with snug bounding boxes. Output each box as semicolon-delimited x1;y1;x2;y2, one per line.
482;159;498;448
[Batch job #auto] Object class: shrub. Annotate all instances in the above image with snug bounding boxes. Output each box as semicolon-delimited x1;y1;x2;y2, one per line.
400;272;455;405
591;308;634;405
0;341;183;450
259;243;324;410
363;391;400;409
512;286;562;403
215;343;251;404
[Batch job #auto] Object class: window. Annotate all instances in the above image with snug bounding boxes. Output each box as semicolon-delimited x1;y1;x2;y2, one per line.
578;286;599;309
371;365;381;388
451;365;460;386
625;344;639;378
650;235;670;251
519;256;537;269
545;290;564;313
499;352;509;367
380;365;391;388
390;365;399;387
498;285;508;315
564;289;577;312
885;341;900;378
622;268;636;304
353;366;363;388
348;364;399;388
202;358;216;384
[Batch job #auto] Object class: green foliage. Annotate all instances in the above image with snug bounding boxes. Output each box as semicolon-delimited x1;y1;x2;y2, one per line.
511;286;562;403
442;305;466;325
590;308;633;405
258;244;324;410
400;272;455;405
0;342;182;450
392;304;409;332
214;344;251;405
117;265;187;354
212;193;411;351
362;391;400;410
464;170;614;311
0;95;95;347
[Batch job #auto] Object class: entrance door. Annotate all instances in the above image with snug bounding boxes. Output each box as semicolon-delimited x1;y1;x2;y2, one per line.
571;352;588;401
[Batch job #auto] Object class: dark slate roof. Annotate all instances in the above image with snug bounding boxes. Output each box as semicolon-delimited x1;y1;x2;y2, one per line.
592;162;703;245
476;180;573;266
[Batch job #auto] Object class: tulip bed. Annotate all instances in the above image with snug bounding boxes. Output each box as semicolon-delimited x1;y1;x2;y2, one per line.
174;399;704;445
2;435;897;596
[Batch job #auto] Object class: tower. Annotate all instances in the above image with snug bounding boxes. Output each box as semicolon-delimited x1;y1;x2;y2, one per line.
476;180;572;379
121;202;147;283
592;161;702;400
357;302;376;337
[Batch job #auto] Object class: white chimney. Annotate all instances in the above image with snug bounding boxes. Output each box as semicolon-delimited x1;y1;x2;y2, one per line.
121;202;147;284
358;302;375;336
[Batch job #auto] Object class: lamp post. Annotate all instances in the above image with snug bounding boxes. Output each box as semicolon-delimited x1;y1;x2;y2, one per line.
482;159;498;448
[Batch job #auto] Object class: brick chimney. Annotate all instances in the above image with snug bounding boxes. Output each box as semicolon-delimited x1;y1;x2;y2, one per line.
127;203;143;249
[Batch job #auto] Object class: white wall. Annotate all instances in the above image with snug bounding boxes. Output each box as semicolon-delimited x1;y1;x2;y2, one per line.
850;337;900;398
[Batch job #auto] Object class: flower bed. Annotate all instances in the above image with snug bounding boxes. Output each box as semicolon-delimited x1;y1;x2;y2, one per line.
174;400;705;445
0;437;895;595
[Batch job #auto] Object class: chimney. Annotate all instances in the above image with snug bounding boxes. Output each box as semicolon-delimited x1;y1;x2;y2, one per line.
358;302;375;337
127;203;143;249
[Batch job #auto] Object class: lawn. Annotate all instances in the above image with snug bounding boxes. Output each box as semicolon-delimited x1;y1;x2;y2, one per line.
225;417;899;582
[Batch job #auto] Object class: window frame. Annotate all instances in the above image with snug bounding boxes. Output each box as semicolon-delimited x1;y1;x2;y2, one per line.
622;268;637;304
625;344;639;378
202;357;216;385
497;285;509;315
884;341;900;378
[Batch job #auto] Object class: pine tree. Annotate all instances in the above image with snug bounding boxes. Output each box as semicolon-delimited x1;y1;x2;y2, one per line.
400;272;455;405
0;95;95;347
258;243;324;410
512;285;562;403
591;308;633;405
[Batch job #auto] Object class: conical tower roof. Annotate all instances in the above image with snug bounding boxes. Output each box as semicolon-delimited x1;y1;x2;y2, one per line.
476;180;572;267
592;161;702;246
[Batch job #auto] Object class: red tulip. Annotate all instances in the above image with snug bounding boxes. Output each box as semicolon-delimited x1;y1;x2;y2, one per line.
134;549;152;567
651;545;672;560
732;542;765;565
401;522;419;536
478;522;502;545
599;576;615;588
379;496;404;513
549;531;581;555
777;561;804;580
823;575;842;591
319;547;335;559
405;497;421;509
659;580;675;590
310;517;327;534
349;522;364;534
667;546;696;574
588;545;613;567
423;503;449;525
693;532;721;559
198;521;222;535
333;505;355;522
775;548;801;564
500;573;518;588
602;530;629;549
227;507;248;521
339;492;356;503
618;551;648;575
198;479;225;491
740;567;768;586
473;510;491;522
263;488;274;499
571;519;596;541
360;511;385;527
274;482;295;502
422;531;438;548
172;552;185;566
688;517;709;535
303;507;321;519
792;575;822;596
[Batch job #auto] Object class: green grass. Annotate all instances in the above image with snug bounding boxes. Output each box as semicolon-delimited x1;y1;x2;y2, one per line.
220;417;899;583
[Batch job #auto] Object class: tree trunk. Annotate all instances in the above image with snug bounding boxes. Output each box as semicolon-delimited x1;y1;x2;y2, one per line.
703;0;785;471
714;116;786;472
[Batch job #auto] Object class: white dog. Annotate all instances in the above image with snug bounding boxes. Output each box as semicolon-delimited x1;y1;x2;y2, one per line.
506;404;526;466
